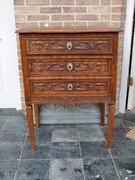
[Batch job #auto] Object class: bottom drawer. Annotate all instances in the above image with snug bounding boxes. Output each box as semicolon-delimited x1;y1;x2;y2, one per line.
30;79;111;96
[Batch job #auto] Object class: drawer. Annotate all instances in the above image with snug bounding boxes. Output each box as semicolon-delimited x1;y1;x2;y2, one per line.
26;37;113;55
28;58;112;76
30;79;111;96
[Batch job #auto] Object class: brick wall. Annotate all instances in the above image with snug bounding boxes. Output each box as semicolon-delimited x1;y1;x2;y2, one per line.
14;0;127;112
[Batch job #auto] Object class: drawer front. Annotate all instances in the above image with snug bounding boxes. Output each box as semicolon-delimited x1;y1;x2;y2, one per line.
26;37;113;55
28;58;112;76
30;79;111;96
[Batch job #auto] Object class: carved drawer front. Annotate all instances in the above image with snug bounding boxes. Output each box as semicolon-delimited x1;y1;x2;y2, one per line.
30;79;111;96
26;37;113;55
28;58;112;76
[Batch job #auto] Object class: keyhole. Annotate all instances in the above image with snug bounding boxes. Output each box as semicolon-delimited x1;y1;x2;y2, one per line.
67;83;73;91
66;42;73;51
67;63;73;71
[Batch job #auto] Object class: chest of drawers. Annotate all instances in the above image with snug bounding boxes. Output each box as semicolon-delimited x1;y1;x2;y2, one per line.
17;27;120;151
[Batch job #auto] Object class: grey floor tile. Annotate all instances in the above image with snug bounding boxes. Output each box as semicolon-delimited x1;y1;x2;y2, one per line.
0;129;27;143
111;140;135;158
21;143;51;160
80;142;110;158
0;160;18;180
26;125;53;144
52;142;81;159
0;143;23;160
75;124;105;142
113;158;135;180
103;118;124;129
83;158;119;180
16;160;50;180
116;113;135;123
0;117;8;129
53;124;69;129
5;116;27;130
49;159;84;180
52;127;78;142
122;120;135;128
0;109;24;116
103;128;129;142
114;118;125;128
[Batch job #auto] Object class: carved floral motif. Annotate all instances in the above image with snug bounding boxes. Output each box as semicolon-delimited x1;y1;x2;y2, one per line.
31;82;110;93
28;39;111;53
30;60;110;73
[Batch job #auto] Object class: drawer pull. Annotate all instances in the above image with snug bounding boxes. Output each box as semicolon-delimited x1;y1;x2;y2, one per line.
67;83;74;91
67;63;73;71
66;42;73;51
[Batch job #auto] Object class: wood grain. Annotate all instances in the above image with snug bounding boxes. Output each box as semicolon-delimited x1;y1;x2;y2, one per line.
17;27;119;150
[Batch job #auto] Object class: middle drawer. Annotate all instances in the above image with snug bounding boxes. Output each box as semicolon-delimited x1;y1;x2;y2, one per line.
27;57;113;77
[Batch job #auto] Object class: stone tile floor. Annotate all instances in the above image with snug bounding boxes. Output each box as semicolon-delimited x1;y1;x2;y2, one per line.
0;109;135;180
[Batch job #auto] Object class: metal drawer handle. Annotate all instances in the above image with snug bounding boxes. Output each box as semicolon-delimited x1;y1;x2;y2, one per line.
67;83;74;91
66;42;73;51
67;63;73;71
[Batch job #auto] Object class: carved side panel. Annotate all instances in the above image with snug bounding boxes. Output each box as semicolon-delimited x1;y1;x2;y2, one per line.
29;59;111;75
30;81;110;94
27;38;112;54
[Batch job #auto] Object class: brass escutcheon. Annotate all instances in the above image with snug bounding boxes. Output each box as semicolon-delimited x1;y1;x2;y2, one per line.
67;83;74;91
66;42;73;51
67;63;73;71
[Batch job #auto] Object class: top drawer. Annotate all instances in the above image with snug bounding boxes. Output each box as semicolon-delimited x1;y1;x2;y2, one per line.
26;37;113;55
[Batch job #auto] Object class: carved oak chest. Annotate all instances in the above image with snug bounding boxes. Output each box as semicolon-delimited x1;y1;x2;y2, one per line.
17;27;120;151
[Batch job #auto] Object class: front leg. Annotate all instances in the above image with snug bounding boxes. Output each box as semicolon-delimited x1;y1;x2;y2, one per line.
107;104;115;149
26;105;36;151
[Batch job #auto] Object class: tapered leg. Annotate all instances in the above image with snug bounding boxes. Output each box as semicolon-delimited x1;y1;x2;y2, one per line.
34;104;39;128
100;103;105;126
107;104;115;149
26;105;36;151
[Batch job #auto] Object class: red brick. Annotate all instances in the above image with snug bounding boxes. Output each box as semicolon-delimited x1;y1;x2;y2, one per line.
88;21;110;27
51;0;74;5
111;14;125;21
100;14;110;21
111;22;121;27
40;22;62;27
88;6;110;13
26;0;49;5
15;15;25;22
76;0;99;5
113;0;125;5
76;14;99;21
40;7;61;13
16;22;38;28
112;7;126;13
14;0;24;5
27;15;49;21
101;0;111;5
64;22;87;27
52;15;74;21
15;7;38;14
63;7;86;13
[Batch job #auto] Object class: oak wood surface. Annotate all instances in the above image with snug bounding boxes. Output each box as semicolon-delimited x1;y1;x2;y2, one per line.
17;27;120;151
